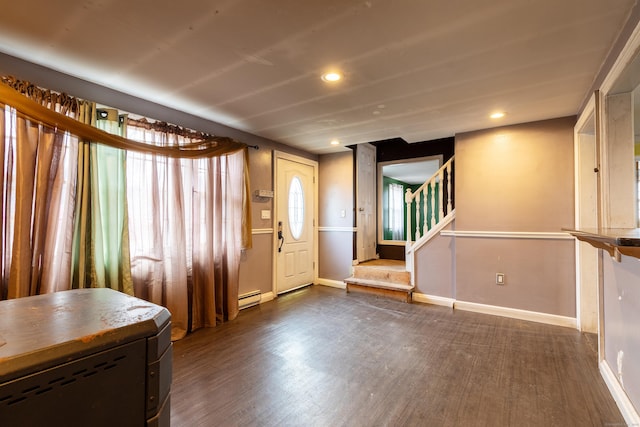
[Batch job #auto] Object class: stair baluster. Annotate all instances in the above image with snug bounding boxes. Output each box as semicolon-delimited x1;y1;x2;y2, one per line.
422;185;428;237
415;189;421;241
405;188;413;246
438;169;444;223
446;160;453;214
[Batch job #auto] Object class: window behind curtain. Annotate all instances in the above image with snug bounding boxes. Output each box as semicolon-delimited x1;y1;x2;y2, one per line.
123;125;238;338
388;182;404;240
1;105;78;298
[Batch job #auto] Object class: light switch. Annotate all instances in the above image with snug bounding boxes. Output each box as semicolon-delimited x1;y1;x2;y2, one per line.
261;210;271;220
340;209;346;218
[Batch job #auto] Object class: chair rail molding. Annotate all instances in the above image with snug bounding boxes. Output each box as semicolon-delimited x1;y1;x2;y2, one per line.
440;230;574;240
318;226;357;232
252;228;274;235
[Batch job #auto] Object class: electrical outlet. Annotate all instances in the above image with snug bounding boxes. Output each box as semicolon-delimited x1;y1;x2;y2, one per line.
496;273;505;285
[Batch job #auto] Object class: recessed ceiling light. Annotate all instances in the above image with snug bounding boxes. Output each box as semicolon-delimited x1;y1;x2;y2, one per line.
321;72;342;82
490;112;506;119
330;139;340;146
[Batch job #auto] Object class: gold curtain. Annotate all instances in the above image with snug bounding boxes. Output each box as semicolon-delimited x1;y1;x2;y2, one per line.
0;106;78;298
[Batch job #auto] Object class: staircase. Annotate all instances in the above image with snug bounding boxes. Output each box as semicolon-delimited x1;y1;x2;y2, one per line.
344;259;413;302
344;156;456;303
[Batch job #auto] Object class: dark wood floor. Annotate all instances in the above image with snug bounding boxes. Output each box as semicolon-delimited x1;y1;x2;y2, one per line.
171;285;623;426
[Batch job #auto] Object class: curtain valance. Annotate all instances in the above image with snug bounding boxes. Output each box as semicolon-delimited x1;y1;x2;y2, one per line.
0;78;252;250
0;82;247;158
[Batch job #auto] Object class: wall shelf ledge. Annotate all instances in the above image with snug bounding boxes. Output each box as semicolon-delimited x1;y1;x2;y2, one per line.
564;228;640;261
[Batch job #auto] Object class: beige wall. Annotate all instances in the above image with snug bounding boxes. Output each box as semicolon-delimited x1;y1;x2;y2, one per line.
455;238;575;316
414;222;455;298
455;117;575;231
238;234;273;295
319;152;353;228
451;117;576;317
318;232;353;280
318;151;354;281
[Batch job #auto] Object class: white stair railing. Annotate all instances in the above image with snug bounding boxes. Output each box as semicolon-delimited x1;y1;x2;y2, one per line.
405;156;454;250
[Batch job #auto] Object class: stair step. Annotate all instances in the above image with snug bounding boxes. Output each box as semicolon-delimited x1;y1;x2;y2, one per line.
345;260;412;303
344;277;413;303
344;277;413;291
352;265;410;285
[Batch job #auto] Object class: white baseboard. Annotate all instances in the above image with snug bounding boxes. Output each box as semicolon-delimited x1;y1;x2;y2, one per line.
454;300;577;329
412;292;455;308
260;291;274;304
315;278;347;289
600;360;640;426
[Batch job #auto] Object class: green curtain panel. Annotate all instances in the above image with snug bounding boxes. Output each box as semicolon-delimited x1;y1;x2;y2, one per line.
71;107;133;294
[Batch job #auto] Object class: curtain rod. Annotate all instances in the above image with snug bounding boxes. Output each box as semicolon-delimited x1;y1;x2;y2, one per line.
2;76;258;153
124;115;259;150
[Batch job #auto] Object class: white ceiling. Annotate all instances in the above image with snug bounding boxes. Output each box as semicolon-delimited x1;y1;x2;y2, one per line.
382;158;441;185
0;0;636;154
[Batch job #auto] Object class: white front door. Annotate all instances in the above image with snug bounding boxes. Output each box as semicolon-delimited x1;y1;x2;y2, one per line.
357;143;377;262
274;152;317;294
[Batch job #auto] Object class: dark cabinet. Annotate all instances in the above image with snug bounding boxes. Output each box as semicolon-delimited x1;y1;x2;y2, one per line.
0;288;172;426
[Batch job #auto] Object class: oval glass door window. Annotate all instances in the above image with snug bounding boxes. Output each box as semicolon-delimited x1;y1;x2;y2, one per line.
288;176;304;240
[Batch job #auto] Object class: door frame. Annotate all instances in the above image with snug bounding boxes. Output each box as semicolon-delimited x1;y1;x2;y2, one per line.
574;93;601;336
272;150;318;296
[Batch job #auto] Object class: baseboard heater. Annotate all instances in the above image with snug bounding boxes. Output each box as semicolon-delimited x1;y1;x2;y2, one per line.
239;290;261;310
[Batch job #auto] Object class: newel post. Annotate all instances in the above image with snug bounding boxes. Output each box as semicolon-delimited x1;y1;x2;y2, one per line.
405;188;413;245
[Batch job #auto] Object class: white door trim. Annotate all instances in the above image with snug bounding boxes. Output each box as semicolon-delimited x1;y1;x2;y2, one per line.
573;93;600;336
272;151;318;296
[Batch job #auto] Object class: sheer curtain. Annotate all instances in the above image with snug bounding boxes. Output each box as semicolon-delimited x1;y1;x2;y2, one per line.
1;99;80;299
126;124;246;340
388;182;405;240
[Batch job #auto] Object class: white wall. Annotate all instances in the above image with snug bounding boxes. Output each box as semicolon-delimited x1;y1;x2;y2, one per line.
602;255;640;412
